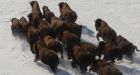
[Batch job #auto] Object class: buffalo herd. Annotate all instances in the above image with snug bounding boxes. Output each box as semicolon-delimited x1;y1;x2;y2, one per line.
11;1;139;75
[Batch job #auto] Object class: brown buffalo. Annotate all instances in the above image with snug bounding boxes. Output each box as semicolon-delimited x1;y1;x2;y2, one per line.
95;18;117;42
90;60;123;75
38;19;56;38
51;15;82;41
27;25;40;53
80;42;98;57
11;18;24;36
58;2;77;23
28;1;43;28
97;41;123;63
33;38;59;73
66;23;82;39
34;44;59;73
42;6;54;23
71;45;93;73
97;36;139;63
50;15;68;41
19;16;30;35
44;35;63;59
115;35;139;60
62;31;81;59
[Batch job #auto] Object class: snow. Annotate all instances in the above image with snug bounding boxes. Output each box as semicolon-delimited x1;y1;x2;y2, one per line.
0;0;140;75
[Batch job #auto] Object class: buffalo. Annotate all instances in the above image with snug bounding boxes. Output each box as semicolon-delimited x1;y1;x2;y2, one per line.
95;18;117;42
58;2;77;23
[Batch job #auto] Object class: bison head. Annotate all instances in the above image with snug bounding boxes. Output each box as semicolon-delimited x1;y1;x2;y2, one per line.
29;1;38;8
95;18;102;31
58;2;65;11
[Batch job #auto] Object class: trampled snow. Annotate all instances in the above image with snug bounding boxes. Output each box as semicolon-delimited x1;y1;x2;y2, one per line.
0;0;140;75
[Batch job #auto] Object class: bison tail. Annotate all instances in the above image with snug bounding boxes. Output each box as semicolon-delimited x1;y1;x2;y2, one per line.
135;46;140;52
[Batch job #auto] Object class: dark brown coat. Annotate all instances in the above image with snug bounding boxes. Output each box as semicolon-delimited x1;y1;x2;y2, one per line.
115;35;139;60
97;41;122;63
51;16;67;41
44;35;63;59
62;31;80;59
38;19;55;38
71;45;93;73
28;1;43;28
33;38;59;73
42;6;54;23
19;16;30;34
95;19;117;42
27;25;40;53
58;2;77;23
11;18;24;36
90;60;123;75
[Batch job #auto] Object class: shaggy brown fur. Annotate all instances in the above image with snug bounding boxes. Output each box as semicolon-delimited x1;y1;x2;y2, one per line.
33;38;59;73
50;16;68;41
34;43;59;73
97;36;139;63
66;23;83;39
95;18;117;42
90;60;123;75
97;41;122;63
71;45;93;73
11;18;24;36
42;6;54;23
28;1;43;28
27;25;40;53
19;16;30;35
80;43;98;57
44;35;63;59
115;35;139;60
58;2;77;23
62;31;81;59
38;19;55;38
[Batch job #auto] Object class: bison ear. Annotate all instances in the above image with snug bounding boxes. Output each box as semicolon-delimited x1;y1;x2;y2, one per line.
42;6;46;12
58;2;64;10
29;1;36;7
11;18;16;22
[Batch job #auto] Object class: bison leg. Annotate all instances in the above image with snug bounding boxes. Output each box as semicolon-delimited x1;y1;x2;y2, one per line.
117;55;123;60
34;52;39;62
79;64;87;73
61;50;63;59
29;43;35;54
71;60;77;68
34;48;39;62
96;32;101;41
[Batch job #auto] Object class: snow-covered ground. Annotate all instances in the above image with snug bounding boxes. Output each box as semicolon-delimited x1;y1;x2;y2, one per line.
0;0;140;75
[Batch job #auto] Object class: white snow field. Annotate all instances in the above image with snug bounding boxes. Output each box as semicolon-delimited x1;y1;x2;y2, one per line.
0;0;140;75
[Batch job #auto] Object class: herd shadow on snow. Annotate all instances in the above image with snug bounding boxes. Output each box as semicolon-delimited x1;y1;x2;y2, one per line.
116;64;140;75
36;62;71;75
82;26;95;37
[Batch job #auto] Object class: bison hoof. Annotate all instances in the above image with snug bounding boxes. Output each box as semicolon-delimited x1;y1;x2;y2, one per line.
34;59;39;62
61;56;64;59
68;56;71;59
